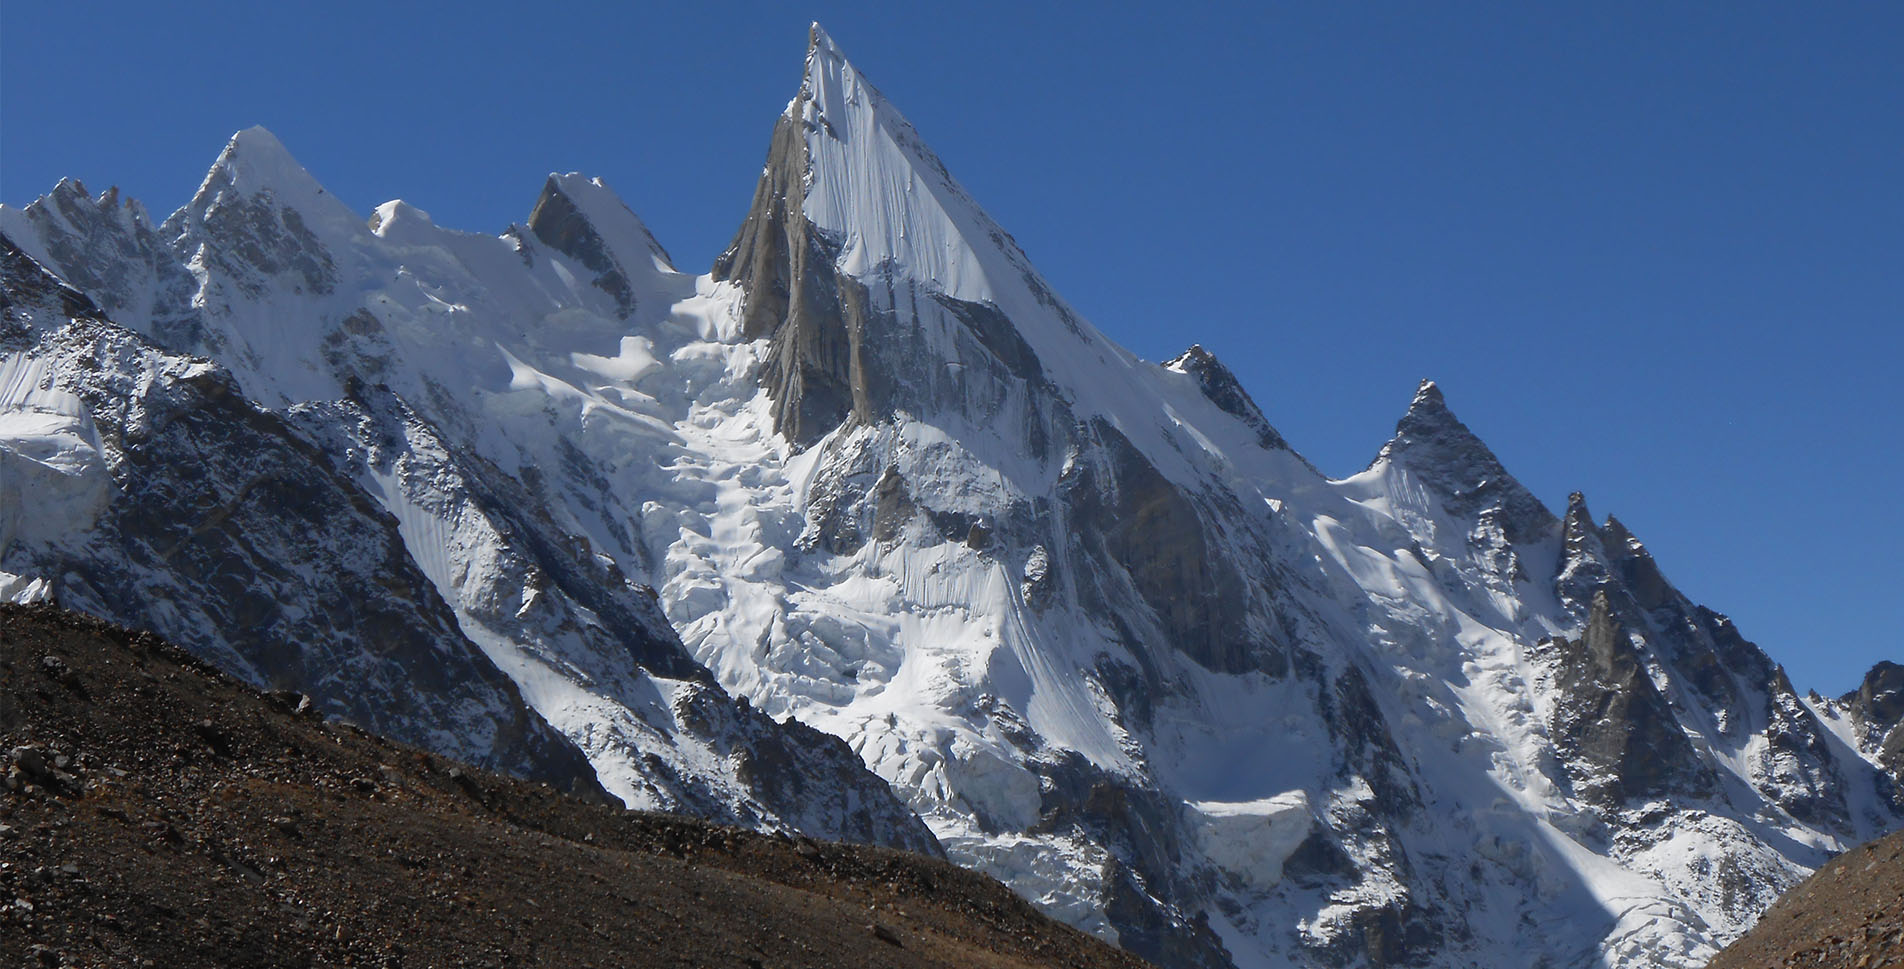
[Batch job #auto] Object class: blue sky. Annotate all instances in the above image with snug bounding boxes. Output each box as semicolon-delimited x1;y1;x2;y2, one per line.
4;2;1899;694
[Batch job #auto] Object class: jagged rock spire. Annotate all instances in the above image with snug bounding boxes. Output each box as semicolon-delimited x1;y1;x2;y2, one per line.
1373;379;1556;542
712;24;1073;447
1549;590;1717;807
0;176;177;329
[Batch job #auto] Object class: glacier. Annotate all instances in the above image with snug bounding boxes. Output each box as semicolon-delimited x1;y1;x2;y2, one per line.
3;22;1899;969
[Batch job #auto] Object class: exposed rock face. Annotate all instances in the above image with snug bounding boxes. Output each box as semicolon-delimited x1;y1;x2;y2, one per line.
1;239;599;793
1548;592;1715;807
1840;661;1904;781
1;178;940;855
1844;662;1904;731
713;110;861;446
526;173;675;318
1061;418;1284;678
1163;344;1290;453
1550;494;1854;831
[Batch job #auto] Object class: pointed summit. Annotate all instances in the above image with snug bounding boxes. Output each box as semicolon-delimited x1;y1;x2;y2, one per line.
713;25;1102;445
530;174;674;271
526;173;676;318
1373;379;1556;541
1408;378;1446;411
734;21;1059;313
1165;344;1291;452
221;126;299;174
1379;378;1486;463
718;26;1228;459
165;127;358;303
807;21;840;57
1562;491;1594;532
183;127;351;222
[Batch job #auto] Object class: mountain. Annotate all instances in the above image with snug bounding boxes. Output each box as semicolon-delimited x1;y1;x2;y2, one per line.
0;148;937;856
3;22;1898;969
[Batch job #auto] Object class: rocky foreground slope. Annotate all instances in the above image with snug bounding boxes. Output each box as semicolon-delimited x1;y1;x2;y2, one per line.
0;603;1147;969
1705;828;1904;969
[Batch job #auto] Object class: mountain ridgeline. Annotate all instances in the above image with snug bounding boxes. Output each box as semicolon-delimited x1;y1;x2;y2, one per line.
3;24;1897;969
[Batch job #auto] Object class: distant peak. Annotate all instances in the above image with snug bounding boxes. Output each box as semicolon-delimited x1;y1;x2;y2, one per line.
1406;379;1449;418
1164;344;1292;453
1382;378;1481;459
227;124;290;158
546;171;615;199
795;21;865;118
1374;379;1557;538
528;173;674;272
1167;344;1215;368
525;172;676;316
48;176;90;201
30;177;150;229
367;199;434;238
798;22;850;110
210;126;314;190
1601;514;1643;553
1561;492;1596;541
1390;379;1471;446
183;126;353;227
808;21;839;56
1564;491;1591;519
164;127;357;297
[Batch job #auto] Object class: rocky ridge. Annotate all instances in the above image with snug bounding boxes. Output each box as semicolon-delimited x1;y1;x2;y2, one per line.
0;213;937;854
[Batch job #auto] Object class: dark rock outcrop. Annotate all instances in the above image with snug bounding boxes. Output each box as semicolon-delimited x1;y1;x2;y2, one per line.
1374;380;1556;544
1547;592;1715;808
1842;661;1904;779
526;174;673;318
1063;420;1276;677
1164;344;1290;453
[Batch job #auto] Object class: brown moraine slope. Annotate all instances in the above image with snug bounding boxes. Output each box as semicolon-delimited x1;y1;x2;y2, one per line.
0;603;1156;969
1706;827;1904;969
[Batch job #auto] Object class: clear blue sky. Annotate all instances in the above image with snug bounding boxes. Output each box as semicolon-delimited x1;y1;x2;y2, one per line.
4;3;1899;694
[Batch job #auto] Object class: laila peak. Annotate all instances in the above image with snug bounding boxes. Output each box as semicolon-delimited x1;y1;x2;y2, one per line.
2;24;1897;969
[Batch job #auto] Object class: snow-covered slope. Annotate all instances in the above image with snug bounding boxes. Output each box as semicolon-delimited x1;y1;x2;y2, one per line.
0;143;936;855
3;22;1897;969
696;26;1902;968
0;238;600;790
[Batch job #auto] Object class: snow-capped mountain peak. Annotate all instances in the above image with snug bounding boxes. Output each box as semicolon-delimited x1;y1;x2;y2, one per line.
1371;376;1558;543
180;125;358;234
523;172;677;317
1381;378;1473;458
5;23;1898;969
790;21;1065;317
1163;343;1294;453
